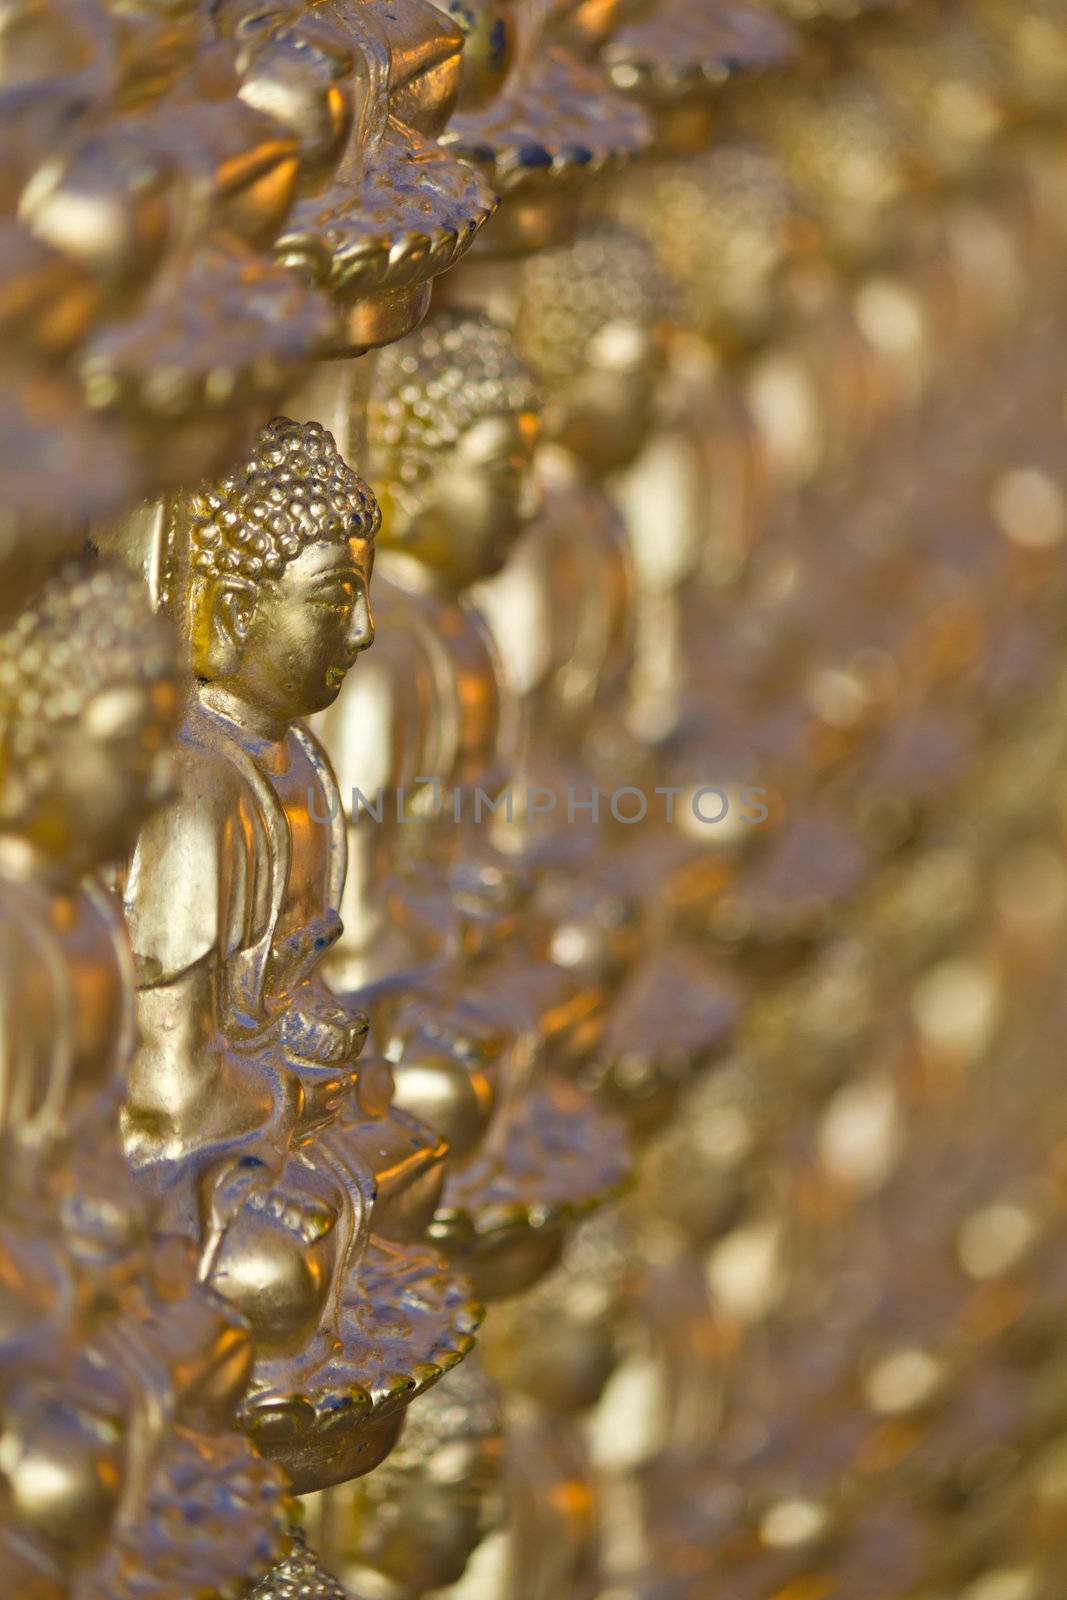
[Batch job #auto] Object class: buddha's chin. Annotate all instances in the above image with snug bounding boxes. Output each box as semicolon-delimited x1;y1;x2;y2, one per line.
325;663;353;696
309;673;347;712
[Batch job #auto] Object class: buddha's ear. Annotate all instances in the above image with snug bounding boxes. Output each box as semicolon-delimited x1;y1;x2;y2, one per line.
196;575;258;680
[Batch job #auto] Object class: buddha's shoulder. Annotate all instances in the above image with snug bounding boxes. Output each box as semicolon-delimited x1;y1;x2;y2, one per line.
171;706;264;807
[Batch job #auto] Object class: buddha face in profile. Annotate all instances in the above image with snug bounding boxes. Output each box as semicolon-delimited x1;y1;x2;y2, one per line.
515;220;674;478
367;313;541;591
182;418;378;727
0;562;180;873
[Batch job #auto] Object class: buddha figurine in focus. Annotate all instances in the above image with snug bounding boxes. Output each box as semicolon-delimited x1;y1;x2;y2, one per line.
315;313;627;1308
120;418;480;1495
0;558;290;1600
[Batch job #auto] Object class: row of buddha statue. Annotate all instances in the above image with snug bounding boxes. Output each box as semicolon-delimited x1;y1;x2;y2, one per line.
4;0;1067;1595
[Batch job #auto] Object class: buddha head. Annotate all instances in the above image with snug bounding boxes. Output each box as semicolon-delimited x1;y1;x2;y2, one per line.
609;143;813;350
0;559;179;874
177;417;378;725
366;312;541;591
514;220;674;477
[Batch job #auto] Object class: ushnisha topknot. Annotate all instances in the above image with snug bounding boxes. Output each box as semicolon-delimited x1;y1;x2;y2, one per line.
514;219;678;386
0;558;176;757
366;312;541;521
184;417;380;587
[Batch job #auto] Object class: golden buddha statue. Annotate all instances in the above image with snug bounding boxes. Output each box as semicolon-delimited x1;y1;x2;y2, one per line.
0;0;345;620
499;221;746;1116
120;418;480;1495
0;10;154;601
11;0;340;492
304;311;627;1600
0;557;290;1599
317;314;628;1303
255;0;497;354
511;217;698;742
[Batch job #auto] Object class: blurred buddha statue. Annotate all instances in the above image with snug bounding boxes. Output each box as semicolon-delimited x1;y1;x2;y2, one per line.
310;314;628;1598
601;142;946;962
315;1352;505;1599
479;1210;642;1600
0;557;290;1600
607;62;1018;894
858;8;1009;191
317;1227;630;1600
496;220;744;1123
971;0;1067;118
318;312;627;1306
120;418;480;1496
512;219;699;748
855;9;1034;390
9;0;339;488
0;0;346;615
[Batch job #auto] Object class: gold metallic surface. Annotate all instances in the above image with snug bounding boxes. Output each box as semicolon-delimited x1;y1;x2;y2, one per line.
0;558;290;1597
317;311;629;1304
7;2;1067;1597
250;0;498;353
118;419;481;1494
440;0;651;252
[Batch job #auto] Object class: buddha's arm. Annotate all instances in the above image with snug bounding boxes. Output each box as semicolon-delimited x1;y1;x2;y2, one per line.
122;753;279;1163
123;956;229;1160
315;647;407;974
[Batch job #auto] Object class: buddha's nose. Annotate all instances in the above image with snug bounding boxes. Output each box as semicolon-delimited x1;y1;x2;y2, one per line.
347;592;375;656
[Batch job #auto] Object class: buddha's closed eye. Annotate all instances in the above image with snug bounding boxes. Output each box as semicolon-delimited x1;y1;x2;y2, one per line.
309;579;359;611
